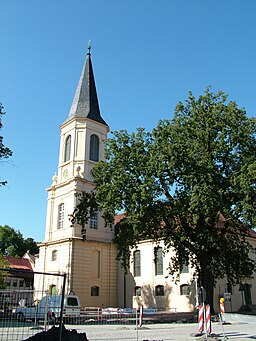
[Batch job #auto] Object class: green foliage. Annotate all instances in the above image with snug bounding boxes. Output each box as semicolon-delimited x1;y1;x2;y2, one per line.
0;225;39;257
71;88;256;305
70;192;99;241
0;103;12;186
0;255;9;289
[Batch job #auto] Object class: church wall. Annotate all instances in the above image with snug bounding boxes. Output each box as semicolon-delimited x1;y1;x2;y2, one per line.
34;240;72;298
125;238;256;313
44;181;77;241
126;240;195;312
212;236;256;313
70;239;118;308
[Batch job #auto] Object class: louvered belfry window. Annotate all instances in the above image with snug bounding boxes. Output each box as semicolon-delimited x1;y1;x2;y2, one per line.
89;134;99;162
64;135;71;162
58;203;64;229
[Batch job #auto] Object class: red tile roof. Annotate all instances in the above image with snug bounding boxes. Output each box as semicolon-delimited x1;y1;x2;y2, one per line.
5;256;33;271
249;229;256;238
114;212;256;240
114;213;125;225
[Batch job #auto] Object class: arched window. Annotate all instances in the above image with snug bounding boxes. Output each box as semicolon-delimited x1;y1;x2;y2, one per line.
180;258;189;273
90;210;98;229
135;286;142;296
155;285;164;296
180;284;190;296
243;283;252;305
91;286;99;296
49;284;57;295
58;203;64;229
133;250;141;277
154;247;163;276
64;135;71;162
89;134;99;162
51;250;58;261
226;282;233;295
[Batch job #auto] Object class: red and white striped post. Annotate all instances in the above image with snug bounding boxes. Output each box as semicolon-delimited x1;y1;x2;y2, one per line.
198;305;204;333
220;297;225;314
139;304;143;327
205;305;211;335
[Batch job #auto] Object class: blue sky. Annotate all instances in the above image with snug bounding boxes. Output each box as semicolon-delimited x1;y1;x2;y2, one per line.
0;0;255;242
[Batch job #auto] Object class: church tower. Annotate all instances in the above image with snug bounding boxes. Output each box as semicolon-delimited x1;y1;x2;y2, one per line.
35;47;118;308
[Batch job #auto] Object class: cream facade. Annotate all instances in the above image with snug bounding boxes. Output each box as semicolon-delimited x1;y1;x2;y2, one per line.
123;240;196;313
122;236;256;313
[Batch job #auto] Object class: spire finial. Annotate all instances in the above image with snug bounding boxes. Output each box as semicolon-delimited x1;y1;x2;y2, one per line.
87;40;91;54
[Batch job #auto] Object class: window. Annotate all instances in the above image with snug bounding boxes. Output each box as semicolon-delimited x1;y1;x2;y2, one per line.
155;285;164;296
58;203;64;229
244;283;252;305
91;286;99;296
154;247;163;275
25;280;31;288
135;286;142;296
226;282;233;295
90;210;98;229
52;250;58;261
12;279;17;287
181;263;189;274
133;250;141;277
64;135;71;162
19;279;24;288
180;284;190;296
67;297;79;306
89;134;99;162
49;284;57;295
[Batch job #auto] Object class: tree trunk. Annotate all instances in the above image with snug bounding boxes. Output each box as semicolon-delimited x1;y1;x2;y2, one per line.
199;261;215;314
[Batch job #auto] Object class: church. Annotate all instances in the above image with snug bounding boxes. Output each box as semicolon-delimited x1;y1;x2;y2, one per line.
35;47;256;313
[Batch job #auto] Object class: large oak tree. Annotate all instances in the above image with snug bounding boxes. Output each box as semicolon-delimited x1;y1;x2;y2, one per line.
72;88;256;310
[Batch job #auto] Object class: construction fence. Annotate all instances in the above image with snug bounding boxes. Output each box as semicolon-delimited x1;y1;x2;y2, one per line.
0;268;67;341
0;268;150;341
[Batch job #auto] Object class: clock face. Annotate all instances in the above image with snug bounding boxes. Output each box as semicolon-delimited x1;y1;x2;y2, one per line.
63;169;68;179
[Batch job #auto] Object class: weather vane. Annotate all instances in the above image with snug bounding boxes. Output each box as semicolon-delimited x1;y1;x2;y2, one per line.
88;40;91;53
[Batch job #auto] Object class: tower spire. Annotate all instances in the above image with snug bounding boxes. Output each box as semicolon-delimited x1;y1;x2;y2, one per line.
68;44;108;126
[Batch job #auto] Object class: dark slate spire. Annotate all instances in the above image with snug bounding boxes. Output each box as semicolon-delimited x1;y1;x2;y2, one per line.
68;45;108;126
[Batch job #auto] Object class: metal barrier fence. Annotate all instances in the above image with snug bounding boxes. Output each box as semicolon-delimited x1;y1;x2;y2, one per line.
0;268;66;341
0;268;184;340
80;307;138;325
0;268;142;340
0;305;139;341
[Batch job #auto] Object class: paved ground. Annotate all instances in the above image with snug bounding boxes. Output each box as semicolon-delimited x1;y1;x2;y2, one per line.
0;314;255;340
70;321;256;341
